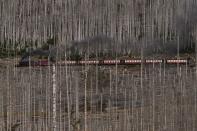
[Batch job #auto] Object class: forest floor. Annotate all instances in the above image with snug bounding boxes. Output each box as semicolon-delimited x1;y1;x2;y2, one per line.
0;61;196;130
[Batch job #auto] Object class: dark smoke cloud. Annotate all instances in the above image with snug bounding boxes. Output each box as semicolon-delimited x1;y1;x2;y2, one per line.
145;2;197;56
174;2;197;53
68;35;117;56
66;1;197;58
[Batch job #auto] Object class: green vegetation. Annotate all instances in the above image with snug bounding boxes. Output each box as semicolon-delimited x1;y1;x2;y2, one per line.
41;37;57;50
0;37;57;58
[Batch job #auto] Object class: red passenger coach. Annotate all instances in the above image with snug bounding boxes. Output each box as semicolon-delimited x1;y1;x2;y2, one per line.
58;60;76;65
38;60;49;66
79;60;86;64
166;59;187;64
104;60;120;65
79;60;99;65
125;60;142;64
145;59;163;64
89;60;99;64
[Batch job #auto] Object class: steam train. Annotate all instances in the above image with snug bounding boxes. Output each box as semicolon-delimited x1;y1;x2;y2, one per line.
17;57;194;67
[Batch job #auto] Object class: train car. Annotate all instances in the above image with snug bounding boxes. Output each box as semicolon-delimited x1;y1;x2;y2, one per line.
79;60;99;65
37;60;49;66
89;60;99;64
57;60;76;66
103;60;121;65
145;59;163;64
29;60;50;66
125;59;142;65
166;59;188;64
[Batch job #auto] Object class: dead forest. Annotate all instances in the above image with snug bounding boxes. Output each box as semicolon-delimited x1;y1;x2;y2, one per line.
0;0;197;131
